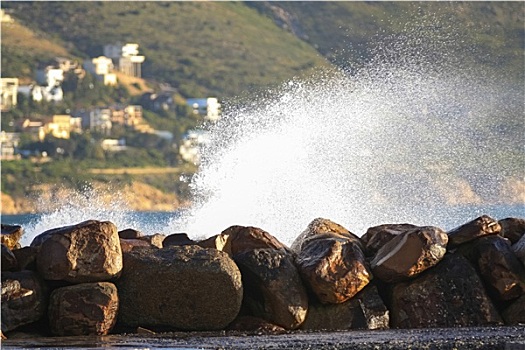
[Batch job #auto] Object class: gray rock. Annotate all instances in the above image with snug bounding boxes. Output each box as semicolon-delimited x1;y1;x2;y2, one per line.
116;245;243;331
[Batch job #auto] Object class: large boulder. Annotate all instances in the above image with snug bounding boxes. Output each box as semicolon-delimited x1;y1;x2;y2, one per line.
235;248;308;330
116;245;243;331
498;217;525;244
361;223;418;257
1;270;48;333
1;224;23;250
390;253;503;328
290;218;361;253
458;236;525;301
198;225;285;257
48;282;119;336
2;244;18;271
301;284;389;331
31;220;123;283
295;233;371;304
447;215;501;248
371;226;448;283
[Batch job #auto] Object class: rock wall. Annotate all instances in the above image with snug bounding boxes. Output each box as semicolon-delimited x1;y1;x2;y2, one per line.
1;215;524;339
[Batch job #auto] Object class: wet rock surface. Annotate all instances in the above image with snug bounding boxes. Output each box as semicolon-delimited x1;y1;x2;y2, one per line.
295;233;371;304
291;218;361;253
447;215;501;248
499;217;525;244
2;244;18;271
361;223;418;257
371;226;448;283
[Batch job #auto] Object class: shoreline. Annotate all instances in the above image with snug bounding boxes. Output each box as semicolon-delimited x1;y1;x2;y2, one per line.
3;326;525;349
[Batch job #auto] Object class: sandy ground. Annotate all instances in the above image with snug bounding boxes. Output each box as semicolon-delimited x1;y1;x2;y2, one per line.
3;326;525;349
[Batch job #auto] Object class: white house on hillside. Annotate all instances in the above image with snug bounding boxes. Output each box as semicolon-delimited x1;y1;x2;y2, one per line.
103;43;145;78
1;78;19;111
83;56;118;86
186;97;221;122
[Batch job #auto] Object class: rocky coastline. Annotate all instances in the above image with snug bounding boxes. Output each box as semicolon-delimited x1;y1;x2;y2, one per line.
1;215;525;348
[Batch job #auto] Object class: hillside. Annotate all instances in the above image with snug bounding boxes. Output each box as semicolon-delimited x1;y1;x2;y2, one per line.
3;2;523;98
1;2;331;98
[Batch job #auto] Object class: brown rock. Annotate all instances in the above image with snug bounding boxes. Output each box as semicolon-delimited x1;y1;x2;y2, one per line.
163;233;196;247
31;220;123;283
198;225;285;257
296;234;371;304
371;226;448;283
361;223;418;257
499;217;525;244
291;218;361;253
235;248;308;329
301;284;389;331
390;253;503;328
48;282;119;336
460;236;525;301
1;270;48;333
139;233;165;248
228;315;287;334
119;238;154;253
12;246;38;271
116;245;242;331
1;224;23;250
502;295;525;325
447;215;501;248
2;244;18;271
118;228;143;239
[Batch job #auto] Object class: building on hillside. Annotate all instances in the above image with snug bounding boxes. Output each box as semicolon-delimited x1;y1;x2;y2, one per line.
186;97;221;121
36;66;64;87
43;115;74;139
103;43;145;78
75;108;112;135
179;129;210;165
18;119;46;141
83;56;117;86
1;9;14;23
0;131;21;160
1;78;19;111
101;138;127;152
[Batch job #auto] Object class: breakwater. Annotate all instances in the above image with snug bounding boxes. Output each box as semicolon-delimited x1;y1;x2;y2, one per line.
1;215;524;342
